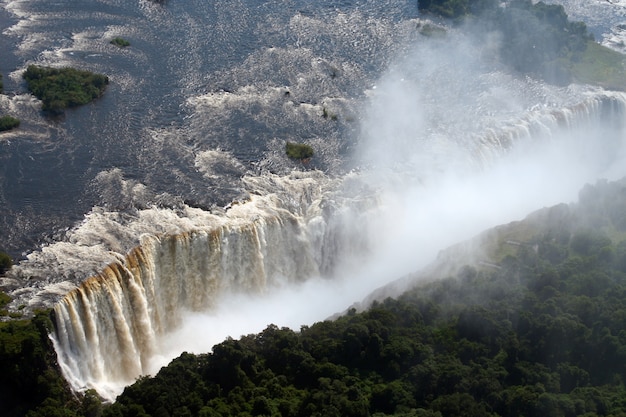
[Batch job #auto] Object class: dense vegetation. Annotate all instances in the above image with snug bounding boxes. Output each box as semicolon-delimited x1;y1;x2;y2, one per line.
285;142;314;161
420;0;626;88
110;37;130;48
97;179;626;417
0;115;20;132
0;306;90;417
0;251;12;274
23;65;109;112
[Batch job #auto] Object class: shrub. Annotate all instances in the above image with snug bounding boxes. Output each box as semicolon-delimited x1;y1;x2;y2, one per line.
110;37;130;47
23;65;109;112
0;251;11;274
0;291;10;312
322;107;337;121
0;116;20;132
285;142;314;160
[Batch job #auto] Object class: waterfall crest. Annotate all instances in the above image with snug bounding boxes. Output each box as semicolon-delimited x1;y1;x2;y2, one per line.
473;90;626;167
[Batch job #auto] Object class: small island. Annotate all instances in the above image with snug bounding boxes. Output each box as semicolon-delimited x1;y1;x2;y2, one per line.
22;65;109;113
0;116;20;132
110;37;130;48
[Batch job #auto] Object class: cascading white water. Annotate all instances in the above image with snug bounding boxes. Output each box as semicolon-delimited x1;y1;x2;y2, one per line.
53;225;315;395
44;172;381;400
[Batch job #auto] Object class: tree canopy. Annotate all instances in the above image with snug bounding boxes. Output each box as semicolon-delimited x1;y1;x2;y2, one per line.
0;251;12;273
0;75;20;132
110;37;130;48
23;65;109;112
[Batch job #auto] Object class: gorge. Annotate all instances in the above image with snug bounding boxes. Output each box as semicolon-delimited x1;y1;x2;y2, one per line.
25;88;626;401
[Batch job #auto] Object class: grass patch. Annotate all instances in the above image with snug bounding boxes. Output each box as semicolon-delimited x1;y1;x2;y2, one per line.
571;41;626;90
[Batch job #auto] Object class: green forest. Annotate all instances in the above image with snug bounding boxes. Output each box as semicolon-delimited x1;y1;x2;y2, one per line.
4;178;626;416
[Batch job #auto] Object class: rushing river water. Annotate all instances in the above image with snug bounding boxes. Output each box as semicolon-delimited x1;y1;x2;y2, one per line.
0;0;419;259
0;0;624;261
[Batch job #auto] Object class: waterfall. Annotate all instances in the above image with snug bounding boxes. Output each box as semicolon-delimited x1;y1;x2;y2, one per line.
47;173;380;400
20;89;626;401
53;224;315;395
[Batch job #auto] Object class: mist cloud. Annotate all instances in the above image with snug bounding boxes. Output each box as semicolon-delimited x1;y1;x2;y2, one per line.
352;26;626;284
158;28;626;372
